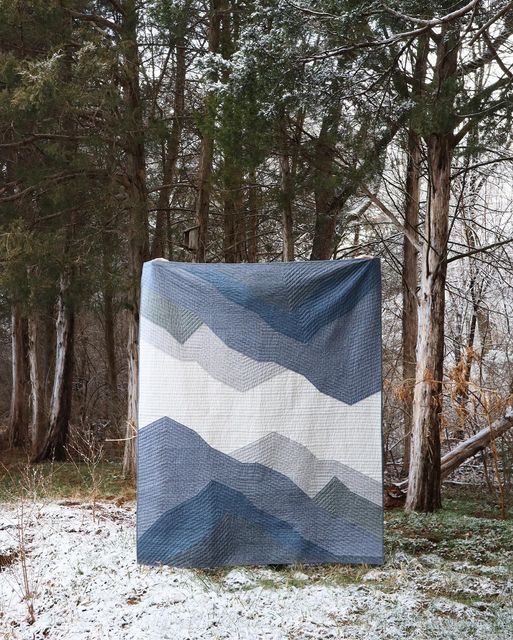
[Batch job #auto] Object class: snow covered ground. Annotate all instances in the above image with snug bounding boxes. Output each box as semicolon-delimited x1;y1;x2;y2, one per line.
1;500;512;639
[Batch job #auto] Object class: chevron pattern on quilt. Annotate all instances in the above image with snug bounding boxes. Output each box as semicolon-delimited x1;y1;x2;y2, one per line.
137;258;383;568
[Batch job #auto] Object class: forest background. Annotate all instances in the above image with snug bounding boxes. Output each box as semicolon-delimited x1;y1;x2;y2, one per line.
1;0;513;514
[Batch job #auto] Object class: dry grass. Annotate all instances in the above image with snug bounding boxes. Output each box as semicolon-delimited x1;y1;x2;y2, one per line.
0;448;135;503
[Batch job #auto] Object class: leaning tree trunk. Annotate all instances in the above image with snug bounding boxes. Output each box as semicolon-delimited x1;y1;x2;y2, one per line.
7;303;28;449
33;272;75;462
405;133;452;512
396;400;513;491
401;128;421;475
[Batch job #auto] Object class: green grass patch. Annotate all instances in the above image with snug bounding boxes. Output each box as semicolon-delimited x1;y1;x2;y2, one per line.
386;488;513;564
0;457;134;502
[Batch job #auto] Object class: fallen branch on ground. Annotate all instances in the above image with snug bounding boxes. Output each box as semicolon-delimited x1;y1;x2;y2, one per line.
440;409;513;478
394;407;513;491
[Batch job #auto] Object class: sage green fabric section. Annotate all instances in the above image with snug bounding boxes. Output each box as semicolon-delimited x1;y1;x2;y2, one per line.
141;287;202;344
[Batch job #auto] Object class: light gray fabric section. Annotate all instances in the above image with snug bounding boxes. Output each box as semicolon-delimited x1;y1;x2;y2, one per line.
231;432;382;507
140;317;284;392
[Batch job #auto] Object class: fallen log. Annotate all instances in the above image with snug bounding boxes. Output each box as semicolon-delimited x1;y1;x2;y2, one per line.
394;407;513;492
440;408;513;478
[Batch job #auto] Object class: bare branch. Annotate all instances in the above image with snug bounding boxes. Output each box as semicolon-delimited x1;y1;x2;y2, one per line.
382;0;479;27
361;185;423;252
446;237;513;264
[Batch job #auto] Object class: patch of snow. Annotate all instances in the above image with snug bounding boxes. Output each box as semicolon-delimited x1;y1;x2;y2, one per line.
0;501;512;639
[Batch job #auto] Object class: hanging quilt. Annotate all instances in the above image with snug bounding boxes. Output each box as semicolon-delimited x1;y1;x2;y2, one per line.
137;258;383;567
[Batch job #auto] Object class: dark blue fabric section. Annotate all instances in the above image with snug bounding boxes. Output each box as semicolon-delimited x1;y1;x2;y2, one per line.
141;259;381;405
143;259;379;342
138;482;342;567
137;417;383;566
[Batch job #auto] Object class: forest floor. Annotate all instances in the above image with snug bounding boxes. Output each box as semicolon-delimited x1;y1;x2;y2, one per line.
0;462;512;639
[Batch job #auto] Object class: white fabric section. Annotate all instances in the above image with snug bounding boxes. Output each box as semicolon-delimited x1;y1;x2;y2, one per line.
139;339;382;483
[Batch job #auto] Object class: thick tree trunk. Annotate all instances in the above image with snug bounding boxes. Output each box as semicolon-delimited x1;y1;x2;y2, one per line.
405;24;459;512
401;35;427;474
310;209;337;260
122;0;149;478
310;104;342;261
8;303;28;449
278;114;294;261
151;42;186;259
406;133;452;511
27;313;46;458
33;273;75;462
401;129;421;475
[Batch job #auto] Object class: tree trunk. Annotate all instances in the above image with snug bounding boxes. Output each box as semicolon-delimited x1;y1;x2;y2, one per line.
396;405;513;491
405;23;459;512
310;207;338;260
122;0;149;477
401;129;421;475
194;0;223;263
27;313;46;459
441;411;513;478
103;280;118;418
405;133;452;512
310;103;342;261
101;222;118;420
401;35;427;474
33;272;75;462
279;113;294;261
151;41;186;259
8;303;28;449
223;166;243;263
195;134;213;263
246;172;259;262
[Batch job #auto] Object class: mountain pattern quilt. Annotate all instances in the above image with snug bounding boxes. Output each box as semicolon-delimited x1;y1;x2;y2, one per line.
137;258;383;567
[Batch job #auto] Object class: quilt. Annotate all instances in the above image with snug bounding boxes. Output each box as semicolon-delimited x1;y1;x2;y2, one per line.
137;258;383;567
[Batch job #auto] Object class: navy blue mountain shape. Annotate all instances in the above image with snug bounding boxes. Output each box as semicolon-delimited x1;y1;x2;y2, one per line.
137;417;383;566
146;259;380;342
138;481;341;567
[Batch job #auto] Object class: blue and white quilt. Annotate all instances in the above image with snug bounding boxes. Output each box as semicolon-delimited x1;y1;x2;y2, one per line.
137;258;383;567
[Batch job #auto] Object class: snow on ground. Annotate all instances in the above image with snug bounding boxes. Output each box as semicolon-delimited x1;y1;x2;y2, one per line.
0;501;512;639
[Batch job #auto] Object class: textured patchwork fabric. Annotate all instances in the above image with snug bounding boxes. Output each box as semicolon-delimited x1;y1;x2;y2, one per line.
137;258;383;567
